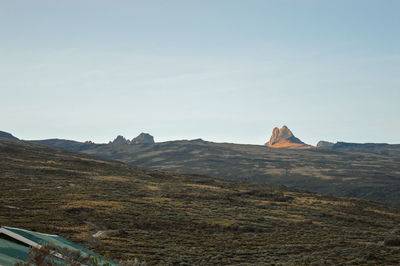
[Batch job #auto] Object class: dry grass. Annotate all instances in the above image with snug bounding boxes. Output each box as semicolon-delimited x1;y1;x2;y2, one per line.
89;175;131;182
54;138;400;208
2;138;400;265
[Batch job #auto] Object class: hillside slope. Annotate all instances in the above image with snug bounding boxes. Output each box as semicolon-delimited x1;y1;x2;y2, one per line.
0;131;18;140
2;138;400;264
321;141;400;157
56;139;400;207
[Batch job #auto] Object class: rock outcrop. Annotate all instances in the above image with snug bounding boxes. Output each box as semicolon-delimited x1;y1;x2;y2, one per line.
265;126;312;149
109;133;155;145
317;140;335;148
110;135;130;145
131;133;155;144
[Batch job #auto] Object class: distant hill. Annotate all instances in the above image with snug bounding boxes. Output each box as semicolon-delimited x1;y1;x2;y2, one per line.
30;135;400;207
2;138;400;265
318;141;400;157
23;128;400;207
30;138;97;152
0;131;18;140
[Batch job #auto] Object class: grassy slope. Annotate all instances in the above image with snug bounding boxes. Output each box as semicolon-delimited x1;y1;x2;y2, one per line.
77;140;400;207
2;138;400;265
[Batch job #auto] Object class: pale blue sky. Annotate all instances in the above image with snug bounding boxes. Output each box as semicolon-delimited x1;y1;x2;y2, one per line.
1;0;399;145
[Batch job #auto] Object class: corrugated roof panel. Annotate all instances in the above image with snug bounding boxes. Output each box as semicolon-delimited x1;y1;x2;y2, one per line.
0;226;117;265
0;238;30;266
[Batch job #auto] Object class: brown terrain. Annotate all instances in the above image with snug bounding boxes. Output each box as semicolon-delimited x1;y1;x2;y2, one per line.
25;129;400;208
2;137;400;265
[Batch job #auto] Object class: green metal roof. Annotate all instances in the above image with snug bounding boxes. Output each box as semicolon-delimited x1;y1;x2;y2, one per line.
0;237;29;265
0;226;117;266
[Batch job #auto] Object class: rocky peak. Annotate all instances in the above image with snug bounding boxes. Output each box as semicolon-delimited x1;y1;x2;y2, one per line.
266;126;312;149
131;133;154;144
110;135;130;145
269;126;296;144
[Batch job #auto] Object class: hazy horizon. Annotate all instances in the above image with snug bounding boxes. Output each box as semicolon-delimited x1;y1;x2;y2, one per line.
1;1;399;145
5;125;400;146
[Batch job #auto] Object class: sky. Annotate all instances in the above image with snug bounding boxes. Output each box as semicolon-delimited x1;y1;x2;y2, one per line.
1;0;399;145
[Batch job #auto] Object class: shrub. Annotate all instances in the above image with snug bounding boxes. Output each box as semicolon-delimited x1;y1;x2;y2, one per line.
14;245;111;266
384;235;400;246
119;258;147;266
384;229;400;246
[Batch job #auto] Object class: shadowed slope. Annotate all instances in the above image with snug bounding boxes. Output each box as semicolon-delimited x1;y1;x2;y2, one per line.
30;136;400;207
318;141;400;157
66;139;400;207
0;131;18;140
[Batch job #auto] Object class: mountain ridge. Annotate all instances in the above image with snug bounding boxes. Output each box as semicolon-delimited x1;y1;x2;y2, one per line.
317;140;400;156
25;134;400;207
5;129;400;206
